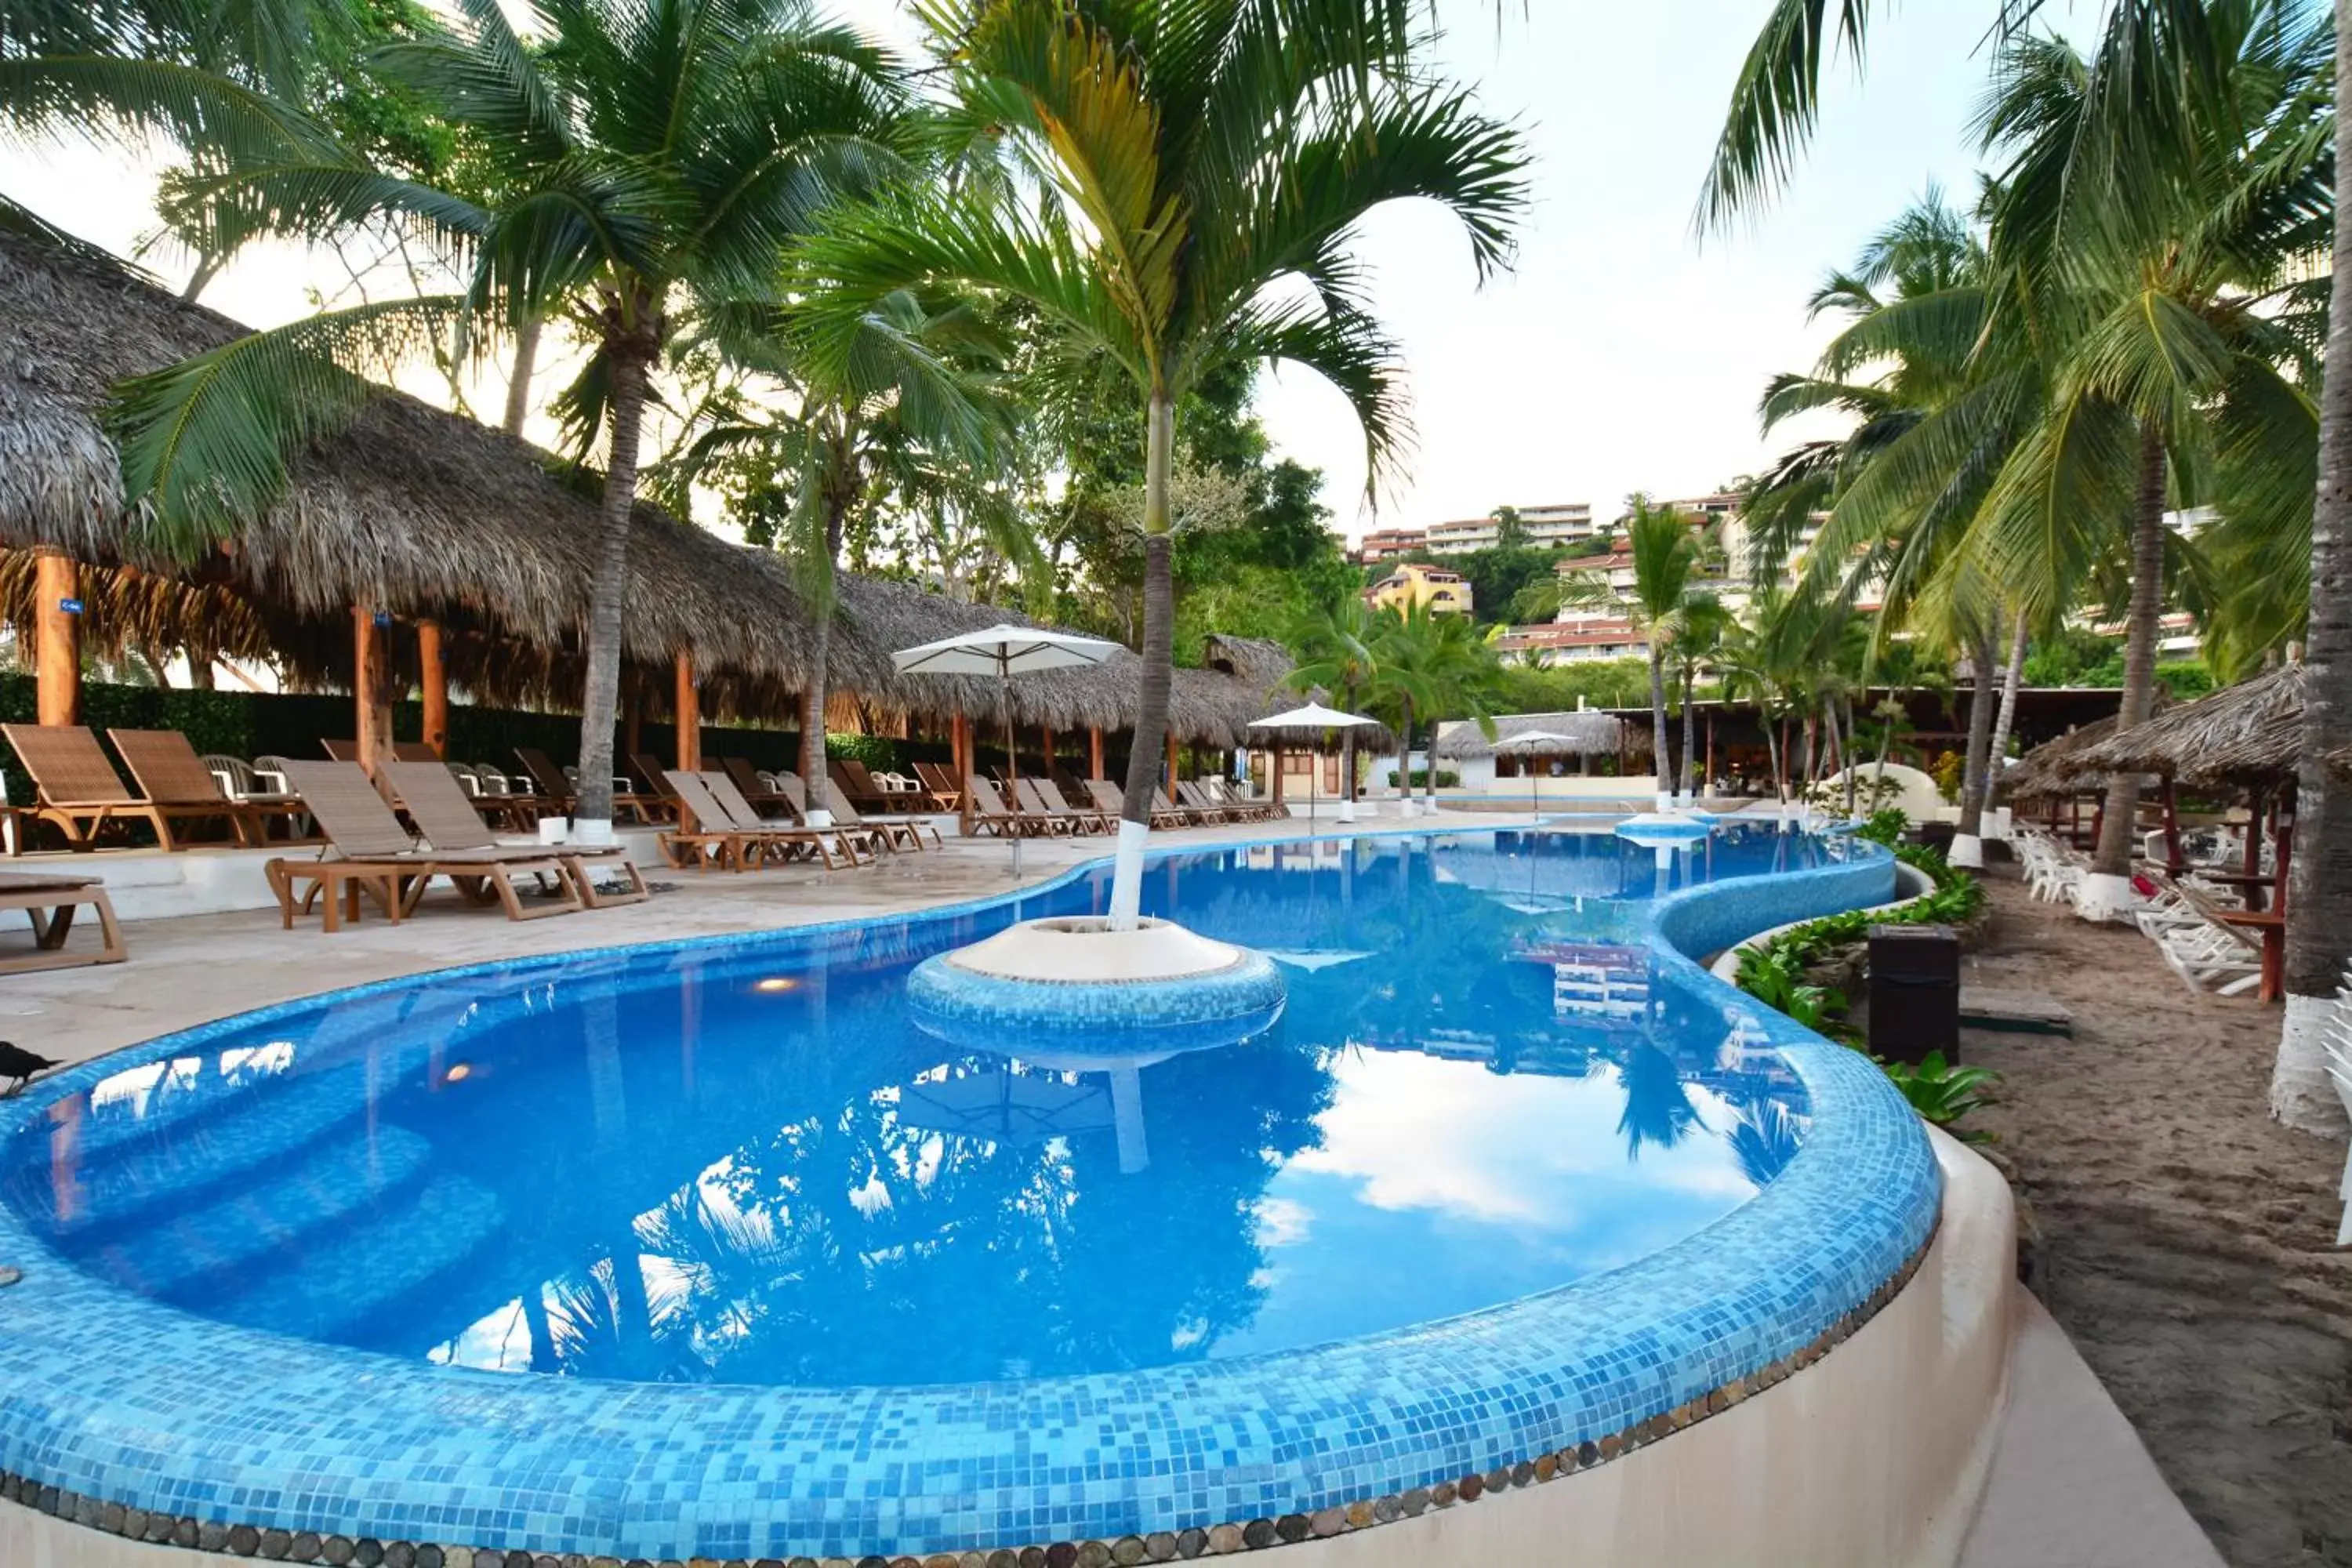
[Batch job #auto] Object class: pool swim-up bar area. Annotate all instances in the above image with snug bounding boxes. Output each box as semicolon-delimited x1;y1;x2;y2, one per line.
0;822;2018;1568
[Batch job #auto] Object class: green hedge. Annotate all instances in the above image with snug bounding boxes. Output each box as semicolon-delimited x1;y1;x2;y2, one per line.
0;675;939;804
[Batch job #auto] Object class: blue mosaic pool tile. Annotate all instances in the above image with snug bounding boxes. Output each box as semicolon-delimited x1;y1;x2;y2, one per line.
0;827;1935;1562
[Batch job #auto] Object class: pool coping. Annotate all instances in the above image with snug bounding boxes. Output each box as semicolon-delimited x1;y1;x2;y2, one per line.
0;822;1939;1564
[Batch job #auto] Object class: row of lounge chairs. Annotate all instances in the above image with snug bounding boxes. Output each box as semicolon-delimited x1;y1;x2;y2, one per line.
655;768;941;873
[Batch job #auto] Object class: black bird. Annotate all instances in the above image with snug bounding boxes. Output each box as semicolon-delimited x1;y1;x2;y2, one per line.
0;1042;62;1097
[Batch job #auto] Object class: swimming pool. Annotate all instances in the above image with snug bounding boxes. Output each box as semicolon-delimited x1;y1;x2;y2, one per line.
0;825;1938;1563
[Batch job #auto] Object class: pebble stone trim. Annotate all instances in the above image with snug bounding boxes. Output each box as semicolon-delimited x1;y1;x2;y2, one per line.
0;1218;1935;1568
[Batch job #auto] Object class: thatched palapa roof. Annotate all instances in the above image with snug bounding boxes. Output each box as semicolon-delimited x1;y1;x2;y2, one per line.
1436;709;1643;760
2071;665;2306;789
2000;713;2129;799
0;230;1291;742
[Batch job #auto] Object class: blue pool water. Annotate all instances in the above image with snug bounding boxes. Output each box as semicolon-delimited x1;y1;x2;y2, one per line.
2;827;1841;1390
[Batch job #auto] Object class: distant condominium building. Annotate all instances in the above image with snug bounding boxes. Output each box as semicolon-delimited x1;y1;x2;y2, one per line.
1492;618;1650;664
1425;516;1501;554
1515;502;1601;546
1356;525;1428;562
1367;561;1474;616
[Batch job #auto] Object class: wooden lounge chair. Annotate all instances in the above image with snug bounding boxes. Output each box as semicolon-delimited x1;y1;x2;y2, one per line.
1175;781;1247;825
1021;779;1111;835
267;760;581;931
2;724;256;851
720;755;796;811
816;776;942;851
967;777;1059;837
828;757;893;811
109;728;311;844
1154;786;1215;826
514;746;660;822
658;771;849;872
1085;779;1188;829
913;760;965;813
379;760;648;910
706;771;877;866
0;869;126;974
1204;775;1283;821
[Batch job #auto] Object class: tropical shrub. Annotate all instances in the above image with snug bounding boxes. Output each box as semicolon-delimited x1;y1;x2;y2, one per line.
1388;768;1461;789
1880;1053;2000;1141
1929;750;1964;802
1731;840;1997;1134
1857;808;1909;847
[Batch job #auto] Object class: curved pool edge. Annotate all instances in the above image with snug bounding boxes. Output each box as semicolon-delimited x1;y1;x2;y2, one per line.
0;824;1944;1565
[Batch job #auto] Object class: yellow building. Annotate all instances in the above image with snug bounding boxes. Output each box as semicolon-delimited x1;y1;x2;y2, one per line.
1367;561;1474;616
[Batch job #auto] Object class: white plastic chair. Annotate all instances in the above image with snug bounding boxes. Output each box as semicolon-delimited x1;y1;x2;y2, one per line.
2324;971;2352;1245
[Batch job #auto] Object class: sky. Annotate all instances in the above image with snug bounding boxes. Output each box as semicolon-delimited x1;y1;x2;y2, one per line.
0;0;2036;544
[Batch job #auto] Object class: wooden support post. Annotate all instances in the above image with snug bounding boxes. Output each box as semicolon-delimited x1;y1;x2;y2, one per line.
1166;731;1180;791
1089;726;1105;780
623;690;642;761
953;713;973;837
2241;785;2267;912
673;654;700;771
353;607;394;773
33;548;81;727
1042;724;1055;779
2160;778;2183;873
417;619;449;759
1272;745;1286;804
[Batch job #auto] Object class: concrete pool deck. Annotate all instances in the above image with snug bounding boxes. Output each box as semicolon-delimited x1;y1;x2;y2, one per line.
0;808;2220;1568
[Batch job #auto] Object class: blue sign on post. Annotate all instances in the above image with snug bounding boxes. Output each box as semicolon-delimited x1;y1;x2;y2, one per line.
57;597;82;615
372;612;394;628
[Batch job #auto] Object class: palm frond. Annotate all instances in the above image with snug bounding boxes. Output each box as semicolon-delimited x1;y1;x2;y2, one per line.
105;294;467;555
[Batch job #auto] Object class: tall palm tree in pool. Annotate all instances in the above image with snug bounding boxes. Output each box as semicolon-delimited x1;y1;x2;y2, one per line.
788;0;1526;927
102;0;911;840
1700;0;2349;1118
1621;499;1703;808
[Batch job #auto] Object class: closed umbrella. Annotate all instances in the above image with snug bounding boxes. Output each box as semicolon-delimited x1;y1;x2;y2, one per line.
893;625;1120;874
1248;702;1381;822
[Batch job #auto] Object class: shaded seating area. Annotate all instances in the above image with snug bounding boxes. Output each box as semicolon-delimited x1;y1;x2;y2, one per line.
379;760;647;910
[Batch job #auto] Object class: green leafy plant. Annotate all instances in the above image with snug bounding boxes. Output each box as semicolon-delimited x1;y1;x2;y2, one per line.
1878;1052;2000;1141
1388;768;1461;789
1732;840;1993;1131
1856;807;1909;847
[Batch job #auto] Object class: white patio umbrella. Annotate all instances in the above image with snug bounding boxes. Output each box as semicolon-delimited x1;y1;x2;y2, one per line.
1248;702;1381;822
1494;729;1579;818
892;625;1120;874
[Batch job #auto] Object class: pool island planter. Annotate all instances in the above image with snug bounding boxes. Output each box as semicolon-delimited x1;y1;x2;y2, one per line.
0;828;2012;1568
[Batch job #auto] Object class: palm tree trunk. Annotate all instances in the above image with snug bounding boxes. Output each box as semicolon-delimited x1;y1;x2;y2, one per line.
1840;695;1858;817
799;486;851;819
1954;622;2000;864
2084;424;2169;913
1981;608;2029;828
503;315;544;437
1647;645;1670;809
1396;695;1415;815
574;341;652;840
1764;714;1786;806
1109;391;1176;928
1679;671;1697;799
2274;23;2352;1132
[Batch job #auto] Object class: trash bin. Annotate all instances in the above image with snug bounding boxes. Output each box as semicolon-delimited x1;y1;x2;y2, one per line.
1867;924;1960;1065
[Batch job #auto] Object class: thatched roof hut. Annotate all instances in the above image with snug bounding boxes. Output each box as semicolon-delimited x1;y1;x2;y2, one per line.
2000;713;2127;799
0;230;1287;742
1436;709;1643;760
2071;665;2304;789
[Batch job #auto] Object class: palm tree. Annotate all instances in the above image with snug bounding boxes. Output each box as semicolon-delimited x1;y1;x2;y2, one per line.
1958;11;2327;913
669;289;1014;802
1701;0;2346;1117
103;0;910;838
1285;595;1382;815
1668;595;1731;800
1365;601;1439;813
787;0;1526;926
1621;499;1702;808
